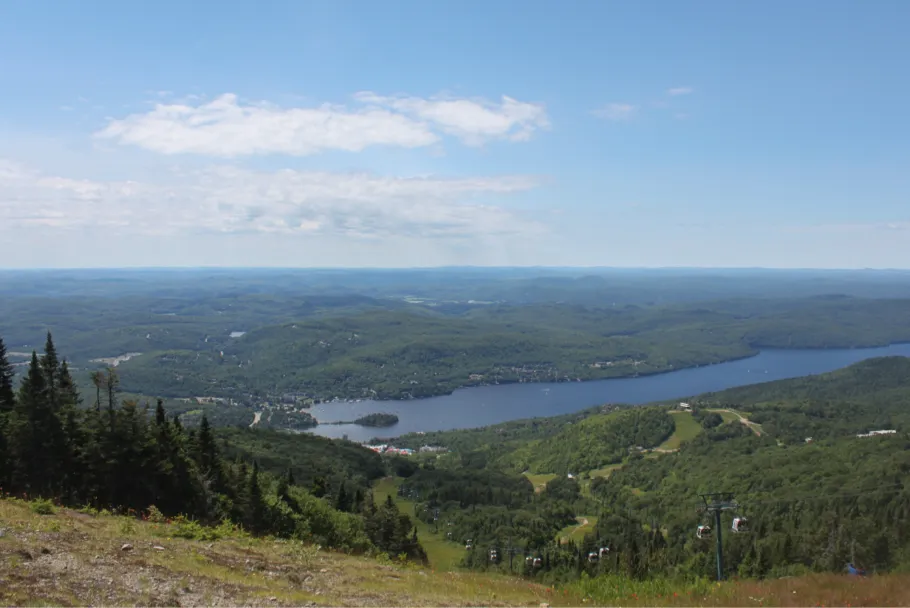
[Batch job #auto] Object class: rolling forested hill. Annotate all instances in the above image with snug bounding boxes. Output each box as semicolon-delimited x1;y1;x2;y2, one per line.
111;297;910;401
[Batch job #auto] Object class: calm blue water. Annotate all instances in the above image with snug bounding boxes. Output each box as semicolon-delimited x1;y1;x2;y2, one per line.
306;345;910;442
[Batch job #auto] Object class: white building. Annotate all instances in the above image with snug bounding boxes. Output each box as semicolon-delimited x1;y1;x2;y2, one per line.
856;429;897;438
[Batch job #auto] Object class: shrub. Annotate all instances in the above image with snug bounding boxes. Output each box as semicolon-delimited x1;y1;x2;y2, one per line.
30;498;56;515
146;505;167;523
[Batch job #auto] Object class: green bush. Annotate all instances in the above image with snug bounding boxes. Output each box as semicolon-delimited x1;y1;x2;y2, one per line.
30;498;56;515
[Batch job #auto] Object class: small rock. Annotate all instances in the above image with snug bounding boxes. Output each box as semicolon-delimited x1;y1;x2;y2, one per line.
540;604;550;608
269;597;278;602
153;545;165;551
319;568;327;573
121;543;133;551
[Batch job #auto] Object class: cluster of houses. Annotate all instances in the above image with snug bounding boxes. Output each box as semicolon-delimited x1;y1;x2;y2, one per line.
362;443;448;456
856;429;897;438
363;444;414;455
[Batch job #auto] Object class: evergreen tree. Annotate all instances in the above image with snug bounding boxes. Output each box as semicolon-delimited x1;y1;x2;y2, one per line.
40;332;60;410
335;482;350;512
0;337;15;413
196;414;221;480
9;352;63;495
246;462;265;533
0;337;13;491
58;360;83;502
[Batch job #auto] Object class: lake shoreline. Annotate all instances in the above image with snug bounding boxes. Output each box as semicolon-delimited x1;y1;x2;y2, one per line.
305;344;910;442
311;342;910;407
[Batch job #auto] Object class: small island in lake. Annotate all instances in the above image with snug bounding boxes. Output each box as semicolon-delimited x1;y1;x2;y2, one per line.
353;413;399;427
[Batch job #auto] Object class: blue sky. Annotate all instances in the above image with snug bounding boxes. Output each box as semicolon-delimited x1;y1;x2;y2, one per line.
1;0;908;268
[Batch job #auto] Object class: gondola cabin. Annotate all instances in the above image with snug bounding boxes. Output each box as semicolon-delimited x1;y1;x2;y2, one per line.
532;557;543;568
587;551;599;563
489;549;500;563
465;539;473;550
732;517;748;533
599;547;610;558
696;524;712;539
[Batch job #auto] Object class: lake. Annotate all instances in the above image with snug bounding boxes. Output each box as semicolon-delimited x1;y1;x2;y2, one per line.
306;344;910;442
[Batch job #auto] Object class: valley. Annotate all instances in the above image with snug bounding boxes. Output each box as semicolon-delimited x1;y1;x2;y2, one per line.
3;268;910;606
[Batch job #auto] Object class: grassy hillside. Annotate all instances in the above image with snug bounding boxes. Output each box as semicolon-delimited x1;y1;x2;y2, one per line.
501;407;675;474
2;496;908;606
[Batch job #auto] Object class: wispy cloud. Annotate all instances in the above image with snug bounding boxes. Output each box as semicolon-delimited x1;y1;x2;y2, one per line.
593;103;637;121
782;221;910;234
354;92;549;146
95;92;549;157
0;159;544;239
667;86;694;96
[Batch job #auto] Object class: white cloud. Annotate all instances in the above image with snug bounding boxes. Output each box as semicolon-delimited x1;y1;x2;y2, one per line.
95;93;437;157
0;160;543;239
667;86;694;96
95;92;549;157
593;103;637;121
353;92;549;146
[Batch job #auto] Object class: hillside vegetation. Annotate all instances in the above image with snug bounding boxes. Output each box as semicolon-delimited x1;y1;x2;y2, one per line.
0;334;428;566
4;496;909;606
501;407;675;474
383;356;910;583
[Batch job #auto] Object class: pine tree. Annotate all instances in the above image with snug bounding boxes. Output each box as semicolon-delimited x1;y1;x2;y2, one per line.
196;414;224;491
9;352;62;495
0;336;13;491
0;337;15;413
246;462;265;533
335;482;350;512
58;360;83;502
40;332;60;411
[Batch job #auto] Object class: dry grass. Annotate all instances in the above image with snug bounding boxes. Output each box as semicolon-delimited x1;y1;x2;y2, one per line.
4;497;909;606
0;497;582;606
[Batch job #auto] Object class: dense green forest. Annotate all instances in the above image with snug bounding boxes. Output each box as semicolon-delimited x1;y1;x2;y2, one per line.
6;268;910;405
0;334;426;562
107;297;910;401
